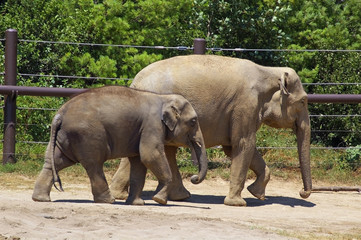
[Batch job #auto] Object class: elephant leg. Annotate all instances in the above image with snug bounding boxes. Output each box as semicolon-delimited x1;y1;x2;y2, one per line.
83;161;115;204
32;166;54;202
224;154;250;206
224;137;256;207
126;156;147;205
32;146;75;202
247;149;270;200
109;158;130;200
156;146;191;201
141;155;172;205
223;146;270;201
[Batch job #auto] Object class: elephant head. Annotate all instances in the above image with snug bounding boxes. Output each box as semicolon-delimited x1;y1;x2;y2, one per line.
262;70;312;198
162;96;208;184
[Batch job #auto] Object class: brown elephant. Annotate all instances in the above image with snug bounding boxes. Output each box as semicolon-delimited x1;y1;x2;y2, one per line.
111;55;312;206
32;86;208;205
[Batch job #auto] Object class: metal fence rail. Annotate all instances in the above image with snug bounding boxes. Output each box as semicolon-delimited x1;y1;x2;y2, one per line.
1;85;361;103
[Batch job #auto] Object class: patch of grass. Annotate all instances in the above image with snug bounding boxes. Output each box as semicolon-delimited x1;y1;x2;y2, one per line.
0;157;43;176
176;147;231;180
257;125;361;185
262;147;361;185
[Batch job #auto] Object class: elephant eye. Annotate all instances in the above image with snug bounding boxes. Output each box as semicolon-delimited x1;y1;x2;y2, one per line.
189;118;197;127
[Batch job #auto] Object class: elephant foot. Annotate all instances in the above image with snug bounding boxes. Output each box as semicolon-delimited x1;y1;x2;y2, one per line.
167;185;191;201
32;168;53;202
224;196;247;207
126;197;145;205
109;178;129;200
109;186;129;200
152;185;169;205
152;195;167;205
32;193;51;202
156;182;190;201
247;165;270;200
247;183;265;200
93;189;115;204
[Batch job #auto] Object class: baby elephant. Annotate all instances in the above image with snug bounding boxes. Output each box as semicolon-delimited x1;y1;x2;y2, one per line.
32;86;208;205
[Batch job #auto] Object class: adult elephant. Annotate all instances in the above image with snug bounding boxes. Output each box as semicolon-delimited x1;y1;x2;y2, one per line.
110;55;312;206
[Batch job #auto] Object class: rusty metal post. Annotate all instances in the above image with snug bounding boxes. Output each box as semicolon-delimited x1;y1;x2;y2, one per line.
3;29;18;164
193;38;206;55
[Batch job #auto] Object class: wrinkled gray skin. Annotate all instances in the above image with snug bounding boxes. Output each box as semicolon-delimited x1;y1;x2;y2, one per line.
32;86;208;205
111;55;312;206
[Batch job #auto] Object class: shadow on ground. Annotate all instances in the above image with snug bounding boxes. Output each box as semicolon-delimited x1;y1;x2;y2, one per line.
54;191;315;208
187;194;315;208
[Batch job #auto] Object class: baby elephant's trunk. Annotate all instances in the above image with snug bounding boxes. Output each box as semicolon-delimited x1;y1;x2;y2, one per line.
190;134;208;184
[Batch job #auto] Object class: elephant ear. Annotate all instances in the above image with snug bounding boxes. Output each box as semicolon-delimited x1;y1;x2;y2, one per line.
280;72;290;96
162;103;180;131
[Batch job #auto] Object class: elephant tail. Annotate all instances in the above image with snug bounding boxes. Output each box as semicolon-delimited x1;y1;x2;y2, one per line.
50;113;63;192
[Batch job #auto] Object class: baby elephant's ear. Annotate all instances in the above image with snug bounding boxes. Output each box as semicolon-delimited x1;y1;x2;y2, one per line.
162;103;180;131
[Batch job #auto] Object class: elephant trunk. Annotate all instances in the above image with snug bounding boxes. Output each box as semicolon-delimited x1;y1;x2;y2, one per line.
296;110;312;198
189;130;208;184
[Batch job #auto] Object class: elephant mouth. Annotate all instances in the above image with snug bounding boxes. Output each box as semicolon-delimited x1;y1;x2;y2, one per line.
192;140;202;148
187;135;202;149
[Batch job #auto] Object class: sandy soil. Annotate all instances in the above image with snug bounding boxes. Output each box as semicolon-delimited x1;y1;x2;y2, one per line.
0;175;360;240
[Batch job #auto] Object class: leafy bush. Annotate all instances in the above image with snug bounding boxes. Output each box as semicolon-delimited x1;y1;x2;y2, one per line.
340;146;361;171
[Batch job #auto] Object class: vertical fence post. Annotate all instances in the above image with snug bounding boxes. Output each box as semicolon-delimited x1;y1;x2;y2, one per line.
3;29;18;164
193;38;206;55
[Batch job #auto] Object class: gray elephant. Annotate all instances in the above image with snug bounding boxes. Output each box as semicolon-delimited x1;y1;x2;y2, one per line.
32;86;208;205
111;55;312;206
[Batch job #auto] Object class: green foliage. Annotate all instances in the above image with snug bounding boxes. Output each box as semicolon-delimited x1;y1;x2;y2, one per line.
0;0;192;89
0;154;43;175
190;0;292;65
340;145;361;171
16;95;63;143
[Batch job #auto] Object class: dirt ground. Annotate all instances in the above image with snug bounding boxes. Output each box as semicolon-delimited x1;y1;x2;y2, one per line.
0;174;360;240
